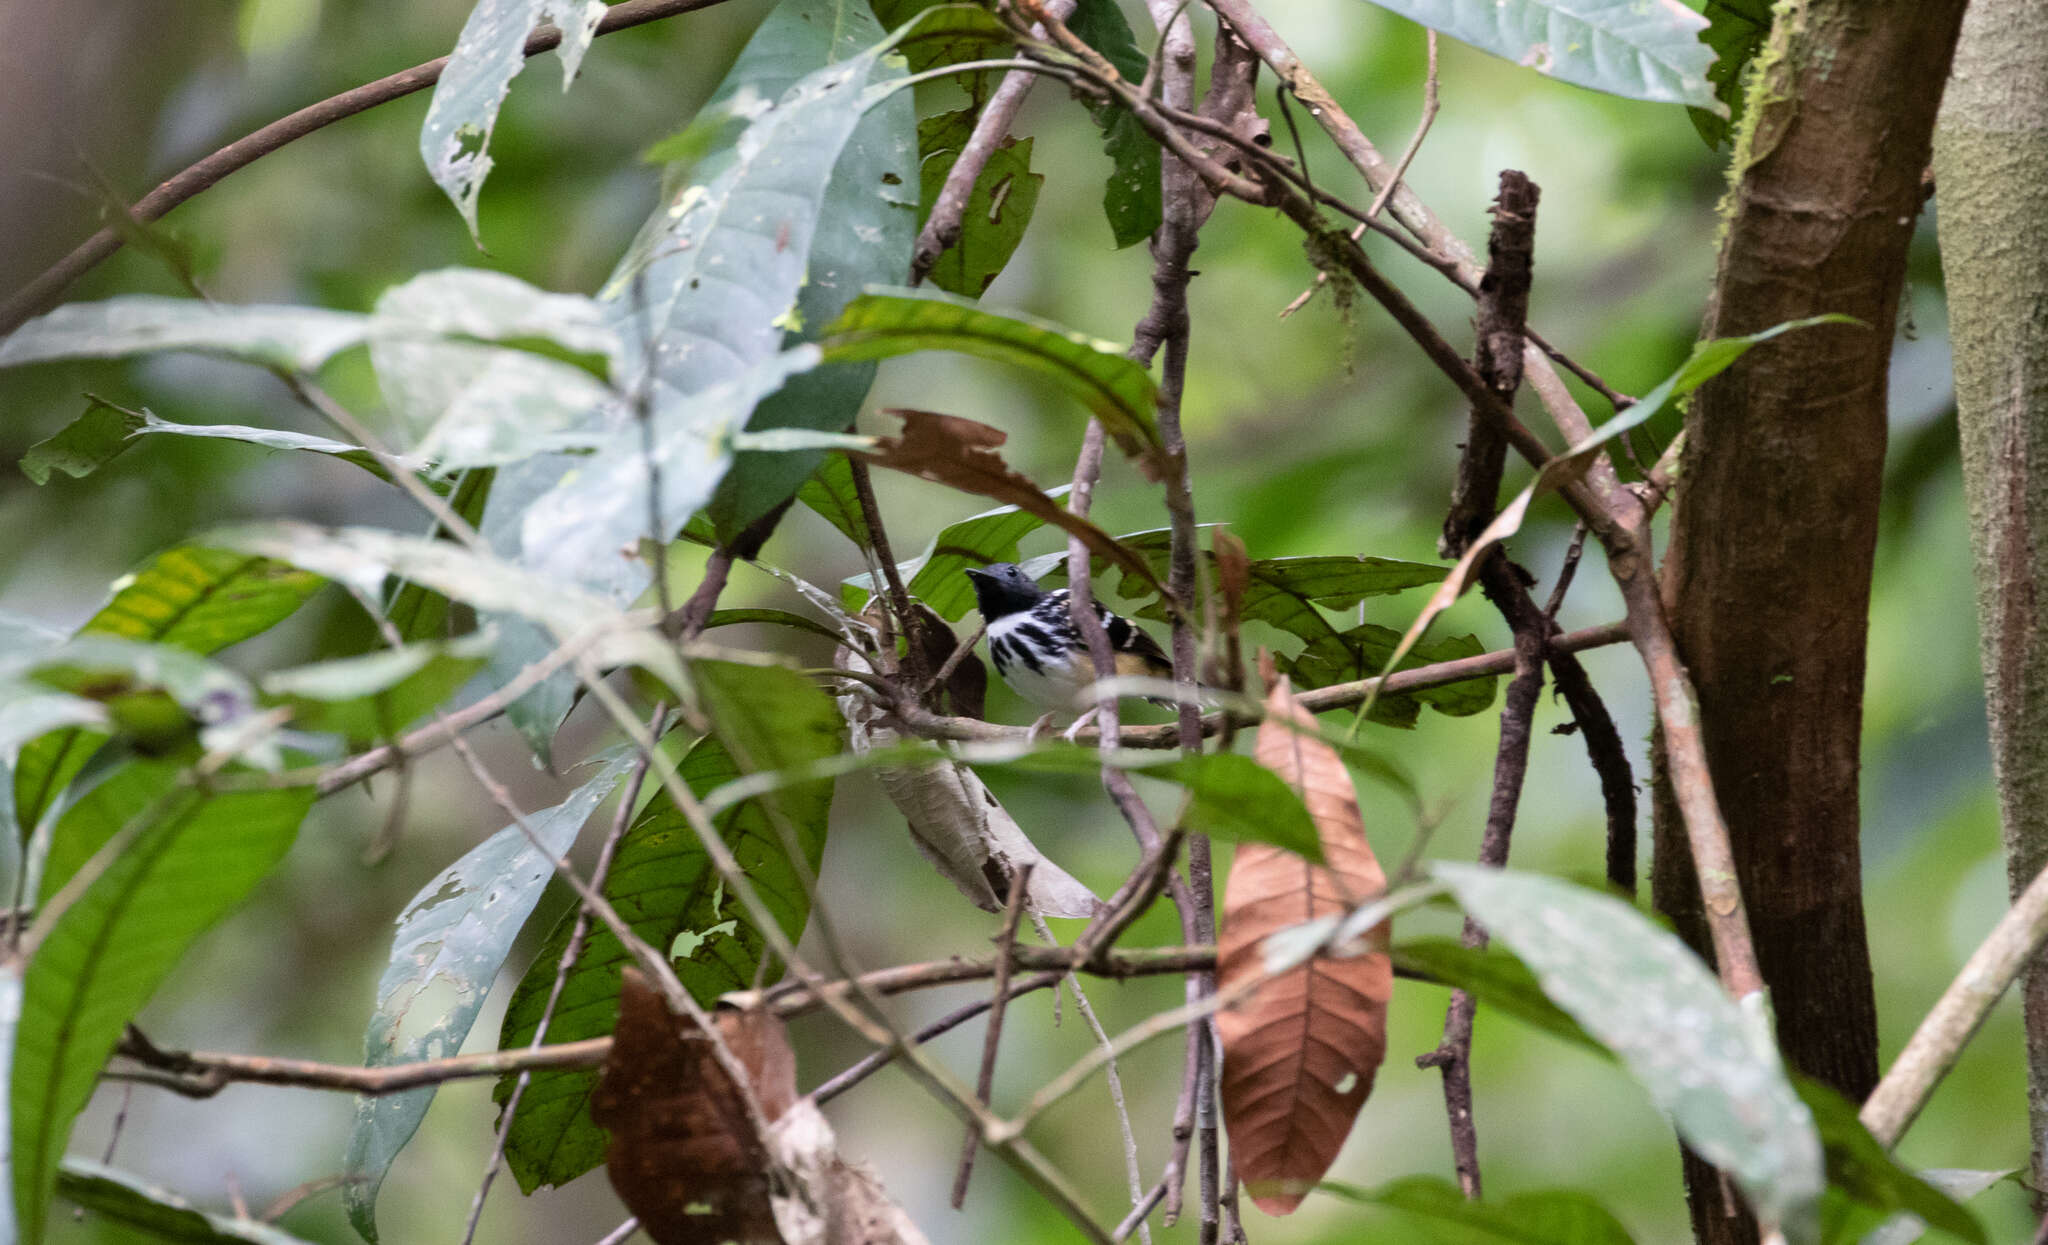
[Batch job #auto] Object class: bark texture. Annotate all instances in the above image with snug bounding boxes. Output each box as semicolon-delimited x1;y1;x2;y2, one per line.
1651;2;1968;1240
1932;0;2048;1206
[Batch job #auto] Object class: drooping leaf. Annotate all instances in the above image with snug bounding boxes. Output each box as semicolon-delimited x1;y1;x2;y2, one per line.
1320;1175;1637;1243
1432;862;1825;1240
493;674;836;1191
592;971;796;1243
823;289;1167;476
1067;0;1162;247
1396;936;1984;1245
0;296;370;372
13;764;313;1245
916;111;1045;297
705;0;919;543
419;0;607;239
797;454;874;550
1357;0;1721;112
57;1159;318;1245
368;269;620;471
842;487;1068;621
1218;676;1392;1215
853;410;1165;596
13;546;324;836
1689;0;1773;148
18;397;145;485
344;755;635;1243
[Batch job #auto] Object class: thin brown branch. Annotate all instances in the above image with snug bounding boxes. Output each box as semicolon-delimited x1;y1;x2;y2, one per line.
953;864;1034;1207
0;0;731;333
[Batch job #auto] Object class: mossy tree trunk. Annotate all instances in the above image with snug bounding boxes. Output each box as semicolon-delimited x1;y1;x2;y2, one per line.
1652;3;1969;1241
1932;0;2048;1209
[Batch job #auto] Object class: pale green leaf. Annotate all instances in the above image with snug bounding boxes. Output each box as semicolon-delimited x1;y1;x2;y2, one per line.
58;1159;317;1245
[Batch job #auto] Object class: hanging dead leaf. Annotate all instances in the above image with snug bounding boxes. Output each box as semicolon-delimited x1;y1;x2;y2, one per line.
592;969;798;1244
1217;675;1393;1215
853;410;1167;605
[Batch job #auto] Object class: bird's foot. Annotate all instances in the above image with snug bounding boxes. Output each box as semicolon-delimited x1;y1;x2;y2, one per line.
1061;707;1100;743
1026;711;1059;742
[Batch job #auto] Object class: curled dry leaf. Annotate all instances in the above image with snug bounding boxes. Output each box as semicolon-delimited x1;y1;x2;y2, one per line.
1217;675;1393;1215
594;970;929;1245
591;969;798;1245
853;410;1166;602
836;645;1101;919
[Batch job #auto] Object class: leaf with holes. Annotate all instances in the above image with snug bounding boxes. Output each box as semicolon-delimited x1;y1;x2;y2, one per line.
344;754;634;1243
12;764;313;1245
1218;676;1392;1215
823;289;1166;476
917;111;1045;297
1067;0;1161;247
1357;0;1720;111
493;665;837;1191
13;546;323;837
1432;862;1825;1239
420;0;606;239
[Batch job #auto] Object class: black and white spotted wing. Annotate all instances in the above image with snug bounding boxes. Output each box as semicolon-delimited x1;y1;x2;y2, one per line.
985;590;1171;710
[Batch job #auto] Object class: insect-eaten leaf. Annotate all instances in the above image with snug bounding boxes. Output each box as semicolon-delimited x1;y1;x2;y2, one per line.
1218;675;1392;1215
593;970;797;1245
1431;862;1826;1240
1067;0;1162;247
917;110;1045;297
854;410;1164;599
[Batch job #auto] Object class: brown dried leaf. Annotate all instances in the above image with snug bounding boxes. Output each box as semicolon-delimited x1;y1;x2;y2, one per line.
592;969;798;1244
853;410;1166;601
1217;676;1393;1215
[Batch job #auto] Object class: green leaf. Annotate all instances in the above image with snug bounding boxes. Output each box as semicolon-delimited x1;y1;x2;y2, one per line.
916;110;1045;297
1852;1169;2007;1245
874;0;1012;72
701;608;848;645
1127;752;1324;861
1320;1175;1637;1243
1067;0;1162;247
419;0;606;239
386;466;496;643
1689;0;1772;148
1284;625;1494;723
705;0;919;543
58;1159;317;1245
1392;936;1598;1051
13;547;323;836
261;631;495;740
842;489;1068;621
493;726;835;1189
13;762;313;1244
0;964;19;1245
344;755;635;1243
1431;863;1824;1240
1797;1081;1987;1245
19;396;143;484
822;288;1166;473
797;453;873;549
0;296;371;372
1356;0;1721;112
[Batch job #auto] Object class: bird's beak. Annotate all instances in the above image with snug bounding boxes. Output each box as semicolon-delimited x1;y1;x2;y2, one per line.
964;568;990;581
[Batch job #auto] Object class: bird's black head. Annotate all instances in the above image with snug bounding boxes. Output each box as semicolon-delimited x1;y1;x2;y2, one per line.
964;562;1047;620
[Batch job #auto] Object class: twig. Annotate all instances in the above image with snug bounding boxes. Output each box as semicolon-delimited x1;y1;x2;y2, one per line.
1113;1182;1170;1242
908;0;1078;284
590;1218;641;1245
259;1175;351;1222
664;546;732;641
850;457;928;691
813;971;1058;1104
953;864;1034;1207
0;0;733;334
1862;855;2048;1147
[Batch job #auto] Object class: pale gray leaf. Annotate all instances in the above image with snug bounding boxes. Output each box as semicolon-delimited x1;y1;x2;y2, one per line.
420;0;607;238
1359;0;1720;111
0;297;368;372
343;753;634;1242
1860;1169;2014;1245
1432;862;1824;1240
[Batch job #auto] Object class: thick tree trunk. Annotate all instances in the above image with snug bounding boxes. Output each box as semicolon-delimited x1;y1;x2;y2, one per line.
1932;0;2048;1209
1651;3;1968;1240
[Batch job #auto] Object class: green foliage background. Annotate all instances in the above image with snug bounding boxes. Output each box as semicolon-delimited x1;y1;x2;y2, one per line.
0;0;2004;1240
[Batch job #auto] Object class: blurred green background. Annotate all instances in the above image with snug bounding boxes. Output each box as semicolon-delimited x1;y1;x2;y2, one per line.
0;0;2012;1241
